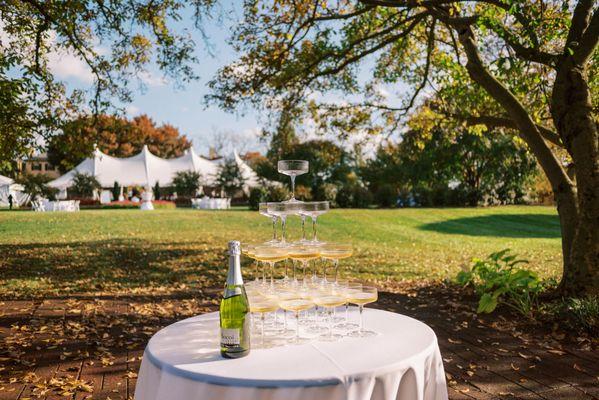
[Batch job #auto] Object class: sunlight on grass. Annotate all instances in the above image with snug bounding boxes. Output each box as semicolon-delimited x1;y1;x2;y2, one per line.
0;206;561;298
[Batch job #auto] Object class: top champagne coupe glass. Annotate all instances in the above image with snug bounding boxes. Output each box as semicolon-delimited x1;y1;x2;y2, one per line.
277;160;309;203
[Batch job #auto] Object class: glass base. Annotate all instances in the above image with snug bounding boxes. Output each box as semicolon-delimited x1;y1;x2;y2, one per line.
335;322;359;330
318;332;343;342
347;329;378;337
306;324;328;334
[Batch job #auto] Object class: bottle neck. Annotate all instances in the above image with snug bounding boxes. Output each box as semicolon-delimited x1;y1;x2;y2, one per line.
226;253;243;286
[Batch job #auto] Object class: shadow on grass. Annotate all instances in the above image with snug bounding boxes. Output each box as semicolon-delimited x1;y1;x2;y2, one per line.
0;238;233;299
418;213;561;238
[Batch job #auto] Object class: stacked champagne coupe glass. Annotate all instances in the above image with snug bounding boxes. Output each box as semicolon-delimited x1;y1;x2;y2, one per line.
243;160;378;347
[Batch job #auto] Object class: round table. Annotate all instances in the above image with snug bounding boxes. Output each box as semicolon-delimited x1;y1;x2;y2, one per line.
134;308;448;400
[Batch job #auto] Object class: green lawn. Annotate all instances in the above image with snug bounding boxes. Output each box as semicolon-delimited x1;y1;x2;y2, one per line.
0;206;562;298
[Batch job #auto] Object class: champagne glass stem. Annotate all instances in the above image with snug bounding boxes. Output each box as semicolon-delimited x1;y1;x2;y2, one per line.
295;311;300;343
322;259;327;281
345;303;350;322
271;215;278;241
281;215;287;243
284;259;289;280
270;262;274;289
261;313;266;346
301;215;306;240
292;260;297;282
359;305;364;334
302;261;307;286
333;259;339;284
262;261;266;285
328;308;334;338
290;175;296;200
311;216;317;242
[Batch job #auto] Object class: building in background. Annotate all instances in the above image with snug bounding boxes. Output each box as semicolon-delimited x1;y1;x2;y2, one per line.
19;153;60;178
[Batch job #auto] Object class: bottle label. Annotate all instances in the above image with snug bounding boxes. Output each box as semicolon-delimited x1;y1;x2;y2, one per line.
221;328;240;346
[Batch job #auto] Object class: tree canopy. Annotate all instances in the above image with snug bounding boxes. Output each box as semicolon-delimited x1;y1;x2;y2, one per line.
207;0;598;294
0;0;213;165
47;114;192;172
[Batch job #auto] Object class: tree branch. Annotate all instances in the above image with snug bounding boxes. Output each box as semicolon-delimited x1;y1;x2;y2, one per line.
455;114;563;146
456;24;573;192
573;8;599;65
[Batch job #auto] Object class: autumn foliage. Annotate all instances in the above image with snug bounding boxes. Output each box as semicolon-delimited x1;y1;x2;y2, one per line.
48;114;192;172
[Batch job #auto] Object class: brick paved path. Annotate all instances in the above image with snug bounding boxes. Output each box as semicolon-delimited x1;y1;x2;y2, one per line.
0;287;597;399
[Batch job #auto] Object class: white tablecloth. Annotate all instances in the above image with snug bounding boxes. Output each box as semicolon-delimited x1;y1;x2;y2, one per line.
134;308;448;400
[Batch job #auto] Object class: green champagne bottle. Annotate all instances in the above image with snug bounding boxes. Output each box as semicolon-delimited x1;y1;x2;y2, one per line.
220;240;250;358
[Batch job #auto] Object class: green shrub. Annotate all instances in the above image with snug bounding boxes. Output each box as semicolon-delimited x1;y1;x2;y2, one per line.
335;186;353;208
456;249;544;317
320;183;338;207
70;172;102;198
173;171;202;197
111;181;121;201
267;185;291;202
248;187;268;210
542;296;599;335
374;184;396;208
352;186;372;208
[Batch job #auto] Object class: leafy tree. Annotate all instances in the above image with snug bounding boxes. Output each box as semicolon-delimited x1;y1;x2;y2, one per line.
17;174;58;201
1;1;211;163
172;171;202;198
375;124;537;206
208;0;599;295
47;114;192;172
257;139;355;199
216;159;246;197
70;172;102;198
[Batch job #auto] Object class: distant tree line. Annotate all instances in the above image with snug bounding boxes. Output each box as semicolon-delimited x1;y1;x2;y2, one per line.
252;116;538;208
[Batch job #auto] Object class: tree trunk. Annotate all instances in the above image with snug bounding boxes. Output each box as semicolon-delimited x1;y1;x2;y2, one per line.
552;60;599;296
456;26;599;295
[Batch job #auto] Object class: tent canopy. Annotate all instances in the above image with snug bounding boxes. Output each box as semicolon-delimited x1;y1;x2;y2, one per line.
48;146;263;191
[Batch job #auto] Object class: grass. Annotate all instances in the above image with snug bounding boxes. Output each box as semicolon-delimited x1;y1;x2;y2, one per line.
0;206;562;298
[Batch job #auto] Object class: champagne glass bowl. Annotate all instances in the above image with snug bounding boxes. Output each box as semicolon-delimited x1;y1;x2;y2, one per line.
277;160;309;202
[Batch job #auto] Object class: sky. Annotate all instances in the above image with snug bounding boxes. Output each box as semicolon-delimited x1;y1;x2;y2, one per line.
37;3;411;158
47;5;264;157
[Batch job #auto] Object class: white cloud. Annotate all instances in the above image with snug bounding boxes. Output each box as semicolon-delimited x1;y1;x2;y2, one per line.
139;71;167;87
47;49;95;83
125;105;141;116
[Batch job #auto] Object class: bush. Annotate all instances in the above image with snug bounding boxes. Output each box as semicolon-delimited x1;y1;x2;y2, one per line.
456;249;544;317
374;184;396;208
174;196;192;207
173;171;202;197
320;183;338;207
352;186;372;208
18;174;59;201
336;185;372;208
153;182;161;200
70;172;102;198
267;185;291;202
335;186;353;208
111;181;121;201
249;187;268;211
295;185;312;201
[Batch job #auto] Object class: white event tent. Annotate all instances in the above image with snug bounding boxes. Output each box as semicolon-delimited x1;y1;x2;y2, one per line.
48;145;262;198
0;175;28;207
